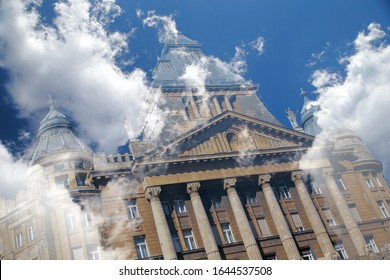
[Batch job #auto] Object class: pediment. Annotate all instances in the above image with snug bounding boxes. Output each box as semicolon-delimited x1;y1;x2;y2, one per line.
143;111;316;159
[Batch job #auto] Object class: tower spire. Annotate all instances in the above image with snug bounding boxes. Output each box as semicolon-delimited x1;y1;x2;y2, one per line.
48;95;56;111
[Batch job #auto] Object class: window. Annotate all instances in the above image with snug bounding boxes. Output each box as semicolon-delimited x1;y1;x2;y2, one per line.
323;209;336;226
348;204;362;222
247;192;258;204
335;242;348;260
377;201;390;218
311;181;322;195
74;161;84;169
301;248;315;260
55;174;69;189
211;226;222;245
27;226;35;242
161;198;171;216
171;232;183;252
134;236;150;259
66;214;78;231
336;178;347;191
257;218;271;237
183;230;197;250
291;213;304;232
212;197;223;209
87;244;100;260
173;198;186;214
15;232;23;249
278;182;291;199
126;199;140;219
221;224;235;244
365;236;379;253
366;178;375;189
72;247;85;260
76;173;87;186
83;213;93;227
374;176;384;188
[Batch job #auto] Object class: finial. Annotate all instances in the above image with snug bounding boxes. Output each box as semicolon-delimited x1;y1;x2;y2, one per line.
48;95;56;111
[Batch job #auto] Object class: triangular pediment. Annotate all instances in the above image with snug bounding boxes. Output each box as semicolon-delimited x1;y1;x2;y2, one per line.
142;111;317;160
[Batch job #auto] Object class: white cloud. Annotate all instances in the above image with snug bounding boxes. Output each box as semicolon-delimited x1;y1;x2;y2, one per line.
0;0;149;152
229;45;247;76
142;10;178;43
250;36;265;55
0;142;29;198
310;22;390;177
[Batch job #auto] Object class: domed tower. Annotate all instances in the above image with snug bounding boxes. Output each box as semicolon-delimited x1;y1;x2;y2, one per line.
300;90;322;136
30;96;96;202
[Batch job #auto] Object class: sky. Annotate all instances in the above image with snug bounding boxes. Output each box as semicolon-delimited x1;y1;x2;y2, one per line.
1;0;390;197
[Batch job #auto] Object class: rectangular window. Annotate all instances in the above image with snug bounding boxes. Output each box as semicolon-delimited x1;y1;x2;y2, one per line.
66;214;78;231
27;226;35;242
366;178;375;189
171;232;183;252
87;244;100;260
348;204;362;222
311;181;322;195
336;178;347;191
75;173;87;186
126;199;140;219
211;225;222;245
377;201;390;218
247;192;258;204
323;209;336;226
83;212;93;227
183;230;197;250
335;242;348;260
72;247;85;260
278;182;291;199
365;236;379;253
134;236;149;259
374;176;384;188
161;198;171;216
173;198;187;214
15;232;23;249
221;223;235;244
291;213;304;232
301;248;315;260
55;174;69;189
257;218;271;237
212;197;223;209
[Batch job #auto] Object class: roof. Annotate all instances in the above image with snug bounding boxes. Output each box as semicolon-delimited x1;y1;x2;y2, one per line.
152;33;245;89
31;97;92;164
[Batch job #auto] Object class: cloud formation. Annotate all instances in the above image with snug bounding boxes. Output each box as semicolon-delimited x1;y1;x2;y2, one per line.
0;0;149;152
310;23;390;177
142;10;179;42
250;36;265;55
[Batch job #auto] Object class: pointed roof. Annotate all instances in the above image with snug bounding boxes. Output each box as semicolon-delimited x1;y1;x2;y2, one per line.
31;96;92;164
152;33;246;89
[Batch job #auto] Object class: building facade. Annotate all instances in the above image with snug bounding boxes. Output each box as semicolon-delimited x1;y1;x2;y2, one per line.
1;34;390;260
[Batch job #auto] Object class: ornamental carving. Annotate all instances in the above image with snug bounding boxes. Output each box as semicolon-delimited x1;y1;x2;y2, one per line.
145;186;161;201
291;170;304;182
322;167;334;178
187;182;201;194
223;178;237;190
258;174;271;185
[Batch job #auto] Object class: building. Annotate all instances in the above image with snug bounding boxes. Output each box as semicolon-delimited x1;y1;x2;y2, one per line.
1;33;390;260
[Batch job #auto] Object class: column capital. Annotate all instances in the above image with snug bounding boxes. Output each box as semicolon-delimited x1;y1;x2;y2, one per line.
291;170;304;182
187;181;201;194
322;167;334;178
145;186;161;201
223;178;237;190
258;174;271;186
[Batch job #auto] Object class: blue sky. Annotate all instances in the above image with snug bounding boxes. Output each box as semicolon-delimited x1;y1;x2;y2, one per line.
1;0;390;180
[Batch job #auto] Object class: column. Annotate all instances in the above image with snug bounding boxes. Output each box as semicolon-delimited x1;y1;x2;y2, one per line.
224;178;262;259
212;96;222;114
145;187;177;260
224;95;233;111
187;182;221;260
291;171;337;259
322;168;366;256
258;174;301;260
189;96;201;119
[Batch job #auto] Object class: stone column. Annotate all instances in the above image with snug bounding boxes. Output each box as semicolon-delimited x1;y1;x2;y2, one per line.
224;178;262;259
322;168;366;257
189;96;200;119
187;182;221;260
145;187;177;260
291;171;337;259
224;96;233;111
258;174;301;260
212;96;222;114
